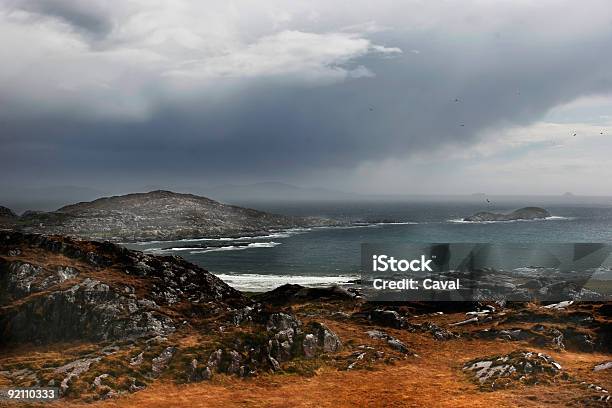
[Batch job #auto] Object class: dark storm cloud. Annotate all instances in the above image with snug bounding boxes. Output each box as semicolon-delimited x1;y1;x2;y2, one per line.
1;0;612;192
12;0;113;38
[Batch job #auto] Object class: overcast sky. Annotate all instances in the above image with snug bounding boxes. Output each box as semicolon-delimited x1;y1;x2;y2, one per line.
1;0;612;200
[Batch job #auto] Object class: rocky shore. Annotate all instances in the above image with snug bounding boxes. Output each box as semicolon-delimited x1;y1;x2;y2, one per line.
0;232;610;406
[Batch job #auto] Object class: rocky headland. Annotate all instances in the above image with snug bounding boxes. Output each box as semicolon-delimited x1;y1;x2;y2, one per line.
0;232;343;401
0;232;610;406
463;207;551;222
0;191;341;242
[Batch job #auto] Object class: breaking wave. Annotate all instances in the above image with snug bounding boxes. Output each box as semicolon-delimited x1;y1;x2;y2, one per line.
447;216;573;224
143;241;281;254
188;241;282;254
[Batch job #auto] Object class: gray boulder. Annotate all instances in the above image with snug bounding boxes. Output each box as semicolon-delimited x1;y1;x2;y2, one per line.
308;322;342;353
151;346;176;377
593;361;612;372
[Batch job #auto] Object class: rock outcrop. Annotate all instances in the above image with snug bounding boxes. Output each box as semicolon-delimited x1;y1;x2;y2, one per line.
0;231;246;344
463;350;564;389
366;330;415;355
184;313;343;381
463;207;551;222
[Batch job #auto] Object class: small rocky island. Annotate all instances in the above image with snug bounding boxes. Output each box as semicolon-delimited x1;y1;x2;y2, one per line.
463;206;551;222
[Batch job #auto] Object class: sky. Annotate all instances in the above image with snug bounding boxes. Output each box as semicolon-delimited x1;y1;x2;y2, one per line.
1;0;612;202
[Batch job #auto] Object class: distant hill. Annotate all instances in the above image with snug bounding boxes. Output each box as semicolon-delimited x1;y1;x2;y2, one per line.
7;190;339;242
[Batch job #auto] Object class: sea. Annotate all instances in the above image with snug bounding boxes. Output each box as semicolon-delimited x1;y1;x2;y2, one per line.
122;199;612;292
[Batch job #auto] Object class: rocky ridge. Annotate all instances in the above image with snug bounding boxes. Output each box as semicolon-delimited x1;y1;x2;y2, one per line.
1;190;341;242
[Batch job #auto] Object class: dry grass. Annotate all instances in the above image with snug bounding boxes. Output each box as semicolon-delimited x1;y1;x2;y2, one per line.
2;312;606;408
45;342;606;408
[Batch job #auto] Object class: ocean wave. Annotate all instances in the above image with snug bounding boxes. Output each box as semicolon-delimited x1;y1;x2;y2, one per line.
177;237;235;242
510;266;559;277
143;241;281;254
447;216;573;224
127;240;169;245
188;241;282;254
234;232;293;240
123;237;236;246
373;221;419;225
212;273;359;291
126;223;419;248
176;227;313;243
